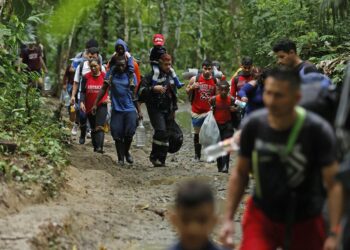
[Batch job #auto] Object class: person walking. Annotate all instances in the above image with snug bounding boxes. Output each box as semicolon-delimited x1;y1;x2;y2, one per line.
186;60;217;162
93;56;140;165
220;67;342;250
80;59;108;153
138;54;178;167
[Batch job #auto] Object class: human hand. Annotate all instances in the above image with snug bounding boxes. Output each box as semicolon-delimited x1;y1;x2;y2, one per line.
323;235;338;250
91;105;97;115
192;82;200;89
230;106;238;112
138;111;143;120
241;97;248;102
219;219;236;249
70;96;76;105
153;85;166;94
80;102;86;113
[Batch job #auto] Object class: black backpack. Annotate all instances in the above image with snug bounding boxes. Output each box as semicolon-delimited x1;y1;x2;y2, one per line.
299;83;340;125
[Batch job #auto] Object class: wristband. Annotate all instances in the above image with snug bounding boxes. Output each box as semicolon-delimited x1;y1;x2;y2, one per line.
328;224;342;237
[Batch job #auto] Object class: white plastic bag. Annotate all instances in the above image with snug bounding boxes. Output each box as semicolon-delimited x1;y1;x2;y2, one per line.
199;111;221;147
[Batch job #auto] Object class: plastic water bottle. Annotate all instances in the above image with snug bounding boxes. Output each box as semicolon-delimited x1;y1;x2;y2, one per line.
136;120;146;147
44;76;51;91
235;99;247;109
203;137;239;162
64;91;70;107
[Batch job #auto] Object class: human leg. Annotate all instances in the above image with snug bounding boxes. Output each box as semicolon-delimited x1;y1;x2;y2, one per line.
148;109;169;166
94;104;108;153
151;64;160;85
110;111;125;165
123;111;138;164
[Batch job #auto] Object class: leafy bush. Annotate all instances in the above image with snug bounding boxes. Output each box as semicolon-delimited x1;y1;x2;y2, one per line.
0;15;68;196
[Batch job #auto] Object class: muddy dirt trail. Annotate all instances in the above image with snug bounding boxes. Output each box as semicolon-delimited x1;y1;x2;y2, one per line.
0;104;245;250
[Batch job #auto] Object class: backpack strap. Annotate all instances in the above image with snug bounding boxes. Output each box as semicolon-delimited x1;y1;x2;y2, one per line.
284;106;306;155
211;96;217;112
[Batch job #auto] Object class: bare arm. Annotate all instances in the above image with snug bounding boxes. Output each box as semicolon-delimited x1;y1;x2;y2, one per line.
70;81;79;104
224;156;251;220
186;76;196;94
322;161;343;250
220;156;250;247
93;81;109;108
323;161;343;230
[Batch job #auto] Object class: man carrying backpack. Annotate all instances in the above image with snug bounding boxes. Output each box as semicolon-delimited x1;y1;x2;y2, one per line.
230;57;254;98
273;39;318;74
186;60;217;162
220;67;342;250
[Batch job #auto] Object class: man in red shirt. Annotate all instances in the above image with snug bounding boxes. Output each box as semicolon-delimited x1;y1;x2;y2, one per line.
19;41;48;89
210;81;238;172
186;60;217;161
230;57;254;98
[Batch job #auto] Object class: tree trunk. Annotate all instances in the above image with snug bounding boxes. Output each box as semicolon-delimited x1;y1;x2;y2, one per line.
136;5;144;43
101;0;109;58
230;0;241;68
173;0;185;65
123;0;129;43
159;0;169;37
196;0;204;65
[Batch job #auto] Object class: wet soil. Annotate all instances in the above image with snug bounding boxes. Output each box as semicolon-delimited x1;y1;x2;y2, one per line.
0;103;246;250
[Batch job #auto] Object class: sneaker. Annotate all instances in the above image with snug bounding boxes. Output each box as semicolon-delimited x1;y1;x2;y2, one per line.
151;159;165;167
87;130;91;139
71;124;78;136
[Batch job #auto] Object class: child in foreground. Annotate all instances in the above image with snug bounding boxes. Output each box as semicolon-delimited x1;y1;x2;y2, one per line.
168;180;227;250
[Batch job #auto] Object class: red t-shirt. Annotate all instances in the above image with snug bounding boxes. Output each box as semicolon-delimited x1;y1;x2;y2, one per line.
20;47;42;71
83;72;108;113
230;74;254;98
213;95;232;125
191;74;216;114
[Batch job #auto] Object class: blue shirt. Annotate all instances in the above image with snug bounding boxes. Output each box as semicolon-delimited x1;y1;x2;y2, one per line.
109;72;136;112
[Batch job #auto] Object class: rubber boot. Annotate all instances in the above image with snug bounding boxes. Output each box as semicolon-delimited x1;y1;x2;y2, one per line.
124;137;134;164
217;157;223;172
115;139;125;165
79;124;86;145
95;131;104;154
221;155;230;173
91;131;97;151
194;134;201;162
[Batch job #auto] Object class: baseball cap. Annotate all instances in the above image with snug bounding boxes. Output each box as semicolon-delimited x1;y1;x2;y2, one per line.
153;34;165;46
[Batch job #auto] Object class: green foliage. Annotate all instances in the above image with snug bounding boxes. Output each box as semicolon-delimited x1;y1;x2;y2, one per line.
0;14;68;196
39;0;100;40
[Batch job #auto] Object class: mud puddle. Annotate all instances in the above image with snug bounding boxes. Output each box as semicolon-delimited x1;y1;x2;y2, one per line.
0;103;246;250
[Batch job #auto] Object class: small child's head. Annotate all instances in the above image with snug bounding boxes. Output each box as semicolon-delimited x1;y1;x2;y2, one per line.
153;34;165;47
217;80;230;98
170;180;217;250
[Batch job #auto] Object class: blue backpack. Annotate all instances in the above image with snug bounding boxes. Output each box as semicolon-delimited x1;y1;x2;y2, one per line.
299;66;331;88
